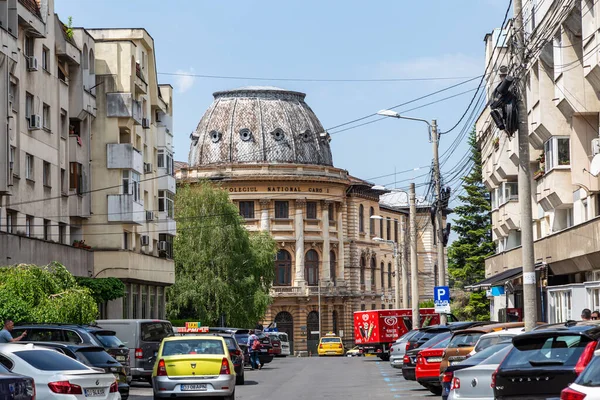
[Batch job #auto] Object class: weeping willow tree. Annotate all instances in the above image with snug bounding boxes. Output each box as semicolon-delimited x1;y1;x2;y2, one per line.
167;182;277;327
0;262;98;323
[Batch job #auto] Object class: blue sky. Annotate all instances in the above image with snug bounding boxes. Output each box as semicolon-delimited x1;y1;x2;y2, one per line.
56;0;507;202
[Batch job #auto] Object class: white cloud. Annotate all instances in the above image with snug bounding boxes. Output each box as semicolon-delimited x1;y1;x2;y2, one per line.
376;53;483;79
174;68;196;93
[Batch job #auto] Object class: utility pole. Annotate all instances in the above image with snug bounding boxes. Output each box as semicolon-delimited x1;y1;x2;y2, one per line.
513;0;537;332
410;182;420;329
431;119;447;325
401;218;409;308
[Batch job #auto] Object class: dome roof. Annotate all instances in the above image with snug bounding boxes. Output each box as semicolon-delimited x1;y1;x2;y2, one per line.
188;86;333;167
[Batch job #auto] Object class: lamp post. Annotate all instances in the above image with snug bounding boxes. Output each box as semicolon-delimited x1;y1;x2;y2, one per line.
318;280;332;338
377;110;446;325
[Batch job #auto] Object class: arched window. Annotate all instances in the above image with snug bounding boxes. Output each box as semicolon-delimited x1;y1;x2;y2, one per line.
388;263;392;288
360;256;366;287
380;262;385;290
370;257;376;289
82;44;88;70
274;250;292;286
330;251;336;284
369;207;375;235
387;217;391;240
359;204;364;233
332;310;338;334
89;49;95;74
305;250;319;286
328;202;335;222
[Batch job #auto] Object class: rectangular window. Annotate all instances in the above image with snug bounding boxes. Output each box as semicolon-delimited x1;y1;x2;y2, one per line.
239;201;255;219
42;46;49;71
58;223;66;244
166;153;173;176
157;150;165;168
306;201;317;219
25;92;33;123
9;146;16;176
25;153;34;180
379;219;383;238
58;63;68;83
159;233;174;259
25;215;32;237
42;104;50;130
275;201;289;219
589;287;600;313
24;36;34;57
123;232;129;250
394;220;399;243
43;219;50;240
122;171;141;202
501;182;518;204
6;211;16;234
43;161;51;187
157;190;174;218
386;218;391;240
544;137;570;171
69;162;83;194
60;110;67;139
328;203;335;222
550;290;572;323
61;168;67;194
9;82;17;112
122;286;130;319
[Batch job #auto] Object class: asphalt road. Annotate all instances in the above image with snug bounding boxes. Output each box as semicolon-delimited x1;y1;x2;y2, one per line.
129;356;439;399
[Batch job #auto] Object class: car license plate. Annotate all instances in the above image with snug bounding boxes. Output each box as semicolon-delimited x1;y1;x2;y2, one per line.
261;349;268;352
116;355;126;361
181;384;207;391
392;359;401;364
84;388;106;397
450;361;461;366
427;357;443;363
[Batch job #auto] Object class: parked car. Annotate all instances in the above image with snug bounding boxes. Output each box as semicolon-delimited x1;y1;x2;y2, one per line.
24;342;130;399
212;333;245;385
346;346;363;357
468;327;523;356
152;335;235;400
448;344;513;400
406;322;489;353
265;332;282;356
0;362;34;400
13;323;131;378
273;332;291;356
95;319;174;382
389;330;420;368
442;342;513;400
403;332;452;381
493;321;600;399
562;348;600;399
415;336;452;395
0;343;119;400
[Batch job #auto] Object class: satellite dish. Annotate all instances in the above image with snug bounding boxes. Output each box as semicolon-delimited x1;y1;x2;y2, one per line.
590;154;600;177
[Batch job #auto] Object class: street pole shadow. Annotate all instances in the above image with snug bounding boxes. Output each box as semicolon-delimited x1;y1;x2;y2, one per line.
242;380;259;386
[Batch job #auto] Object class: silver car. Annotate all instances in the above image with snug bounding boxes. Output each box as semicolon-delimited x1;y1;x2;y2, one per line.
389;330;419;369
448;345;513;400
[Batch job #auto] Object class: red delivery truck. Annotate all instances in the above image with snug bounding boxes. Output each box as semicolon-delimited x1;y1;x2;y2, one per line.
354;308;456;361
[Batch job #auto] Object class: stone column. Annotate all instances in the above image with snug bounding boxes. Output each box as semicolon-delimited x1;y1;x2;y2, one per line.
322;201;331;282
259;199;270;231
337;202;345;283
294;199;306;286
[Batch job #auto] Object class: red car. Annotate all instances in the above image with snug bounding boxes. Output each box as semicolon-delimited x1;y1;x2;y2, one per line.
415;335;452;396
266;332;282;356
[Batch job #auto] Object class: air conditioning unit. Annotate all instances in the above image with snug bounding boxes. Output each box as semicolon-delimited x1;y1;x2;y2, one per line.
142;118;150;129
592;138;600;156
140;235;150;246
144;162;152;174
158;241;167;251
27;56;38;71
28;114;41;130
146;210;154;221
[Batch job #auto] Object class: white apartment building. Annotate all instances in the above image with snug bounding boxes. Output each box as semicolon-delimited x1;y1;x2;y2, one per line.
474;0;600;323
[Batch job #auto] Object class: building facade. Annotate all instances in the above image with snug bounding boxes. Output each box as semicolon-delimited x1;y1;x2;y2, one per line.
0;1;174;318
178;86;441;352
475;0;600;323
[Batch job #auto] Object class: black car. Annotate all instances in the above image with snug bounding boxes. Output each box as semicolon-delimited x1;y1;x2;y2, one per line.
402;331;452;381
493;321;600;399
441;342;512;400
211;333;245;385
0;363;34;400
405;322;490;352
13;323;131;379
20;342;130;400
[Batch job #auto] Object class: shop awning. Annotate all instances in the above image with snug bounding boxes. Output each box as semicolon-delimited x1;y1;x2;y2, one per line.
465;267;523;290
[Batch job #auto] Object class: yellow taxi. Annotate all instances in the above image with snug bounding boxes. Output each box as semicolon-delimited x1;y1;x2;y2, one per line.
152;335;236;400
317;333;345;356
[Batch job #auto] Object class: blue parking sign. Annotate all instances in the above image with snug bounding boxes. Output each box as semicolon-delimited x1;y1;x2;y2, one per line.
434;286;450;313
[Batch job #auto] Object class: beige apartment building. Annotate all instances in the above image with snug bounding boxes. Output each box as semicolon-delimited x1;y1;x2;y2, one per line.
177;86;442;352
474;0;600;323
0;0;174;319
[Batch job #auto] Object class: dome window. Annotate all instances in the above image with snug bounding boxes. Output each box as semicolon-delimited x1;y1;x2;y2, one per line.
271;128;285;141
239;128;253;142
210;130;222;143
302;130;312;142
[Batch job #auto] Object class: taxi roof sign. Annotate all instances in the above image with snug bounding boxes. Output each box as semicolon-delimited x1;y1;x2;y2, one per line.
185;322;201;329
179;325;209;334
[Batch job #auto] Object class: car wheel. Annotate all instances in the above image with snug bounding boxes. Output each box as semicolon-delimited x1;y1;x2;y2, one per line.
427;385;442;396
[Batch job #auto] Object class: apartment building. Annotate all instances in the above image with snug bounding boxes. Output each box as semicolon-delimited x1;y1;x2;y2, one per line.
474;0;600;323
87;28;175;319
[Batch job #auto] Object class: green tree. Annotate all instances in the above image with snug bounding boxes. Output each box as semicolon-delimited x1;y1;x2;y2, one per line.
76;277;125;304
167;182;277;327
0;262;98;323
448;128;495;320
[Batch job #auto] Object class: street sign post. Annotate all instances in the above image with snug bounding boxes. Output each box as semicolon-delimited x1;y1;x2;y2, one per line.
434;286;451;314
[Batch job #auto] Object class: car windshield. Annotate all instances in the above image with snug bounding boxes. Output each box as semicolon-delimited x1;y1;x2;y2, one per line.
163;339;225;356
480;345;512;366
321;338;341;343
448;332;484;348
76;349;117;365
278;333;288;342
475;334;515;353
222;337;236;351
432;336;451;349
468;342;511;363
575;354;600;387
235;334;249;345
504;335;590;369
420;332;451;349
93;332;125;348
15;350;89;371
141;322;173;342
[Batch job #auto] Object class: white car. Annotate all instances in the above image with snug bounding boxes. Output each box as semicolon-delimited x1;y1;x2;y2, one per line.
269;332;291;356
0;343;120;400
561;350;600;400
467;328;523;356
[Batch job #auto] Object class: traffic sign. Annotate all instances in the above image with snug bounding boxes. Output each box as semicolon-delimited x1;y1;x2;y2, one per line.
434;286;451;313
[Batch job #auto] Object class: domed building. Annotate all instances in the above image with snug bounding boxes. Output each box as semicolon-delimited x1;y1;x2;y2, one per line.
177;86;440;353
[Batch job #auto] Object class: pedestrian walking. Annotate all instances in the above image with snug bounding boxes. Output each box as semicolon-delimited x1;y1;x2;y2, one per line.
0;319;26;343
248;330;262;370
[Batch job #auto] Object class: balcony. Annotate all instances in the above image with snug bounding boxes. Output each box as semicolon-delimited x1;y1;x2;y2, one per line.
157;125;173;148
536;169;572;212
17;0;45;38
498;200;520;235
69;135;87;164
93;250;175;284
491;209;503;239
270;286;307;297
106;93;142;125
158;212;176;235
106;144;143;174
134;63;148;94
529;101;552;149
493;136;518;180
107;194;144;224
69;194;90;218
157;174;176;194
